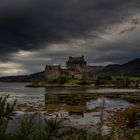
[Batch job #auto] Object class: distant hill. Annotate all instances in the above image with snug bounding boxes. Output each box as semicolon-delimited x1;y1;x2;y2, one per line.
88;58;140;76
0;58;139;82
87;66;105;73
0;71;45;82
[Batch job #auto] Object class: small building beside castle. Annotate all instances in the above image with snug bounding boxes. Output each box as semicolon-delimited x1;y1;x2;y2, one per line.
45;56;87;80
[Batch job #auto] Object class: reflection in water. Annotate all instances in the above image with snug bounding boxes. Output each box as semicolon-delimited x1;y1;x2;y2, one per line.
45;89;132;130
45;88;132;119
45;87;140;94
45;91;86;118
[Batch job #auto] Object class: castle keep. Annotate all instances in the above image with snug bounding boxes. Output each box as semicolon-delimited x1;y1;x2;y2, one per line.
45;56;87;80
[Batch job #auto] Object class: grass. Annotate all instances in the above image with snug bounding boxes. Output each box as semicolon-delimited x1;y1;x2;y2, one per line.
32;77;95;86
63;78;81;85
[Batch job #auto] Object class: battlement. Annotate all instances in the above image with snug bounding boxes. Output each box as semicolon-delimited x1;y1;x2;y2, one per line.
68;56;85;62
46;64;61;70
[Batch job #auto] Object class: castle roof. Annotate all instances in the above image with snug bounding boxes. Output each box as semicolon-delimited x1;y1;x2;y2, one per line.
68;56;85;62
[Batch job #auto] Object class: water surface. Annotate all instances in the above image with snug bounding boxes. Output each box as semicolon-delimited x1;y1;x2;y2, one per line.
1;82;139;132
0;82;140;104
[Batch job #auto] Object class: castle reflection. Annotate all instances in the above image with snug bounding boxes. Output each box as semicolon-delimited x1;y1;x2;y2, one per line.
45;89;86;118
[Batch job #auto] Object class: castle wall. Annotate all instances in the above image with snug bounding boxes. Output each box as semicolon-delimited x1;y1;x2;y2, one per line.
61;69;69;77
45;65;61;80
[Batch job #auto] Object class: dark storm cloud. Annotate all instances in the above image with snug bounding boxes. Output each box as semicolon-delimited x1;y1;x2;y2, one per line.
0;0;140;58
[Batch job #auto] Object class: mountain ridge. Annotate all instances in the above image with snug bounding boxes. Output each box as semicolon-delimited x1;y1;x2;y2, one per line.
89;58;140;76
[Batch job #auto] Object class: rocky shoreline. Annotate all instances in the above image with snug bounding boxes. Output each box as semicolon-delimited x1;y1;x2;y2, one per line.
26;81;140;88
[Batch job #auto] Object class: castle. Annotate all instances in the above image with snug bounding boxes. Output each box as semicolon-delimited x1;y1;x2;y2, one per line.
45;56;87;80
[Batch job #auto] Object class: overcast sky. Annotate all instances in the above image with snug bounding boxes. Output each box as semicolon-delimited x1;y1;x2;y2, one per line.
0;0;140;76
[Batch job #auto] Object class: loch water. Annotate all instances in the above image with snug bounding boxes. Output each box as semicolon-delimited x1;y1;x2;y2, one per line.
1;82;140;132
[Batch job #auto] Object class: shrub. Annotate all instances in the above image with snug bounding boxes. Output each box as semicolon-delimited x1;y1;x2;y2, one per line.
0;95;16;140
49;79;58;84
0;95;16;121
58;77;67;84
78;80;88;85
95;76;112;85
108;105;140;130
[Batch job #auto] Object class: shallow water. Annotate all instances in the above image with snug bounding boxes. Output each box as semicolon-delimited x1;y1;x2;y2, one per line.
0;82;45;104
0;82;140;104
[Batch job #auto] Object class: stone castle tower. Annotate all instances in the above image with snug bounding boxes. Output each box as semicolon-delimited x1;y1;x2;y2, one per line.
66;56;87;79
45;56;87;80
